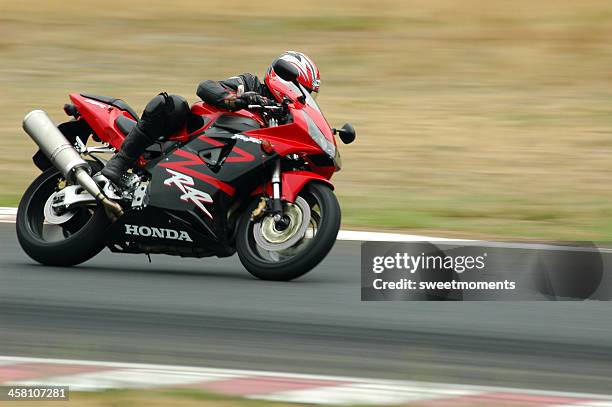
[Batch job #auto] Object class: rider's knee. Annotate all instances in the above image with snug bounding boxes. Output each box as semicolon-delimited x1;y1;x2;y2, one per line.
142;94;167;118
166;94;189;134
140;93;190;141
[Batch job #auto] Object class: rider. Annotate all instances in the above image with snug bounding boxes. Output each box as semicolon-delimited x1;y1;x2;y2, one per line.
101;51;321;187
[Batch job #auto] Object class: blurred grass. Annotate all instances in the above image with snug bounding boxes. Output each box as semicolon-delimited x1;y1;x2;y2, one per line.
3;0;612;239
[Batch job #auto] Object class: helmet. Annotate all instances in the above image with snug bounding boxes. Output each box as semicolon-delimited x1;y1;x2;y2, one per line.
267;51;320;94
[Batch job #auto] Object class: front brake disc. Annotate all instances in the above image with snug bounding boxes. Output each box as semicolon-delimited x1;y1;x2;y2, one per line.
253;196;311;252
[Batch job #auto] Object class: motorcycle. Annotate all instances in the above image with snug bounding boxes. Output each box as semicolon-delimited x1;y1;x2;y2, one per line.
16;60;356;281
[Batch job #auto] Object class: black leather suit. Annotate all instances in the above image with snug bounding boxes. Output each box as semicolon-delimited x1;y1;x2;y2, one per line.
197;73;273;111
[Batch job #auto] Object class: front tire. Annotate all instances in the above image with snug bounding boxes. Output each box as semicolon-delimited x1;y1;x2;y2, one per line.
16;166;110;266
236;182;341;281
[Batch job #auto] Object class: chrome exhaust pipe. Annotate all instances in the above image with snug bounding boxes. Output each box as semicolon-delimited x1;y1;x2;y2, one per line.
22;110;123;219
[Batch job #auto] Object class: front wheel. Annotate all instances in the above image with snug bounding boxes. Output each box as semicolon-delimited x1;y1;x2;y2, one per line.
236;182;341;281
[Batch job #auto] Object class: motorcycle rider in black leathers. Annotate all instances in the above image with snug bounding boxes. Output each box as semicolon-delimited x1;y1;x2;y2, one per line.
102;51;320;187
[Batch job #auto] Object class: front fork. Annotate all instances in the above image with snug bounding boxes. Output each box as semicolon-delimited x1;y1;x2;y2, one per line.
271;159;283;216
251;158;285;219
251;118;288;226
267;118;284;222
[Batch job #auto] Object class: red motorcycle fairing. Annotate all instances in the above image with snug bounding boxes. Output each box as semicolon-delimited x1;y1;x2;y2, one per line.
69;93;137;150
265;69;337;148
239;110;324;157
168;103;266;144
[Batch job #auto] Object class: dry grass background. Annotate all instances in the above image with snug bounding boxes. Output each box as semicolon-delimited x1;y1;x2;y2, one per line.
2;0;612;239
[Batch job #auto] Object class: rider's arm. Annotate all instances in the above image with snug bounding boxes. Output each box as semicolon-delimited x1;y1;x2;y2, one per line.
196;73;263;111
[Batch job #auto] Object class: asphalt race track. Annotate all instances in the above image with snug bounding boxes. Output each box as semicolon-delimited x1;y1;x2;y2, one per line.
1;223;612;394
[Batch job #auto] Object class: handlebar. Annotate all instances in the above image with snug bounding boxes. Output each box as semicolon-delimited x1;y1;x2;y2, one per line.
246;98;291;126
247;104;283;111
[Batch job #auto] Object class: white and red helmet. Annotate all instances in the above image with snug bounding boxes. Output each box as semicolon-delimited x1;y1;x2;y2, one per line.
267;51;320;93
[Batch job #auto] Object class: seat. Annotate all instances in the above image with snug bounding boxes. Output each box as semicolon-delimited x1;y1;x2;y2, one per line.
113;115;172;157
81;93;139;120
115;115;137;136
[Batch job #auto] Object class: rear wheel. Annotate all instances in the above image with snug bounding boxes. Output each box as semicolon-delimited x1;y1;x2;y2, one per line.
16;166;110;266
236;183;341;281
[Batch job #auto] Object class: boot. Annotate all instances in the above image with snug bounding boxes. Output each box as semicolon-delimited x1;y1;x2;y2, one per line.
102;125;153;187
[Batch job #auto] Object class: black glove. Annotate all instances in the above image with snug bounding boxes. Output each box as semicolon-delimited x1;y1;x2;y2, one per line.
236;91;271;109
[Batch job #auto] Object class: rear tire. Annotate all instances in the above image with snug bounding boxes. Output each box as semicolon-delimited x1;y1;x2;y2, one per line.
16;166;110;266
236;182;341;281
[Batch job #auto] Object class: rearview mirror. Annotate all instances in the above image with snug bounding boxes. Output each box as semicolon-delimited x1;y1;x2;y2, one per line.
337;123;356;144
273;59;299;83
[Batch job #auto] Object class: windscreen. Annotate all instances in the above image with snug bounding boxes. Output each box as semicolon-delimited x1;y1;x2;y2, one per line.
276;79;322;114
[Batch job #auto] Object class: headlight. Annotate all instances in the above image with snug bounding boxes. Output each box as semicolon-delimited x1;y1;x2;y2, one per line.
305;113;335;159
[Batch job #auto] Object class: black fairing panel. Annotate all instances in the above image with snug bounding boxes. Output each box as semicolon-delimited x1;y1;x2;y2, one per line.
103;207;231;257
146;131;277;248
186;113;210;134
212;114;261;133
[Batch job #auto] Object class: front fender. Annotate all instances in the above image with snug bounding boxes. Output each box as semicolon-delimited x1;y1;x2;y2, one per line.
251;170;334;203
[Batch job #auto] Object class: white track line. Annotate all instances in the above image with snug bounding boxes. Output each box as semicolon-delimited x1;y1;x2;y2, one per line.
0;355;610;406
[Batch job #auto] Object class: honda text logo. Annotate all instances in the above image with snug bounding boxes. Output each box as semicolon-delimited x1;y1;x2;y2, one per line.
124;224;193;242
164;169;214;219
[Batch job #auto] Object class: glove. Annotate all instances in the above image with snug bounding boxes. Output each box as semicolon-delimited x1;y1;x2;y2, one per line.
236;91;271;109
